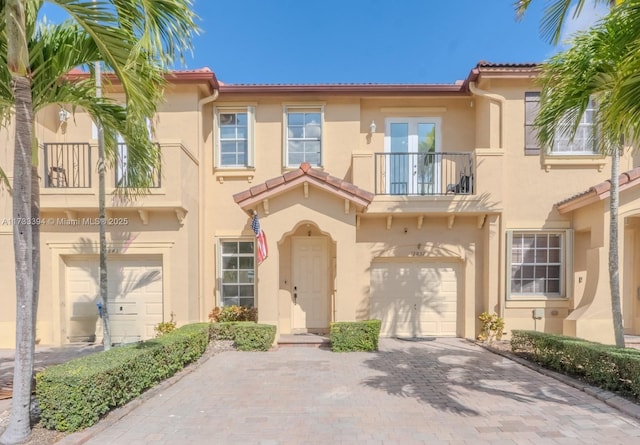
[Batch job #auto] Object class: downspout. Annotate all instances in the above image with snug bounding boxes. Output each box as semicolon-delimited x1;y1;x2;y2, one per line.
468;81;505;149
468;81;507;323
198;87;219;322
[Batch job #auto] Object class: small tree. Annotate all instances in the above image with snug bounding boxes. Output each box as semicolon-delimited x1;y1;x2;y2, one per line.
0;1;197;442
516;0;628;347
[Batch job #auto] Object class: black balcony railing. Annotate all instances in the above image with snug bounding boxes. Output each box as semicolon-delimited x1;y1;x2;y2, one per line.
115;143;161;188
43;143;92;188
375;152;474;196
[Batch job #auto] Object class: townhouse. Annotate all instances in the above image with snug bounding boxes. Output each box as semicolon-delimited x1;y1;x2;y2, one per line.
1;62;637;347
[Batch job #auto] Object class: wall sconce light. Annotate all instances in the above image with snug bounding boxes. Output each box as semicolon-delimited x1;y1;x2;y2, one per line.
58;107;70;124
369;120;377;134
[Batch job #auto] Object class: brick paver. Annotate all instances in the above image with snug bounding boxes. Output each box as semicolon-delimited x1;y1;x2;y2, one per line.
79;338;640;444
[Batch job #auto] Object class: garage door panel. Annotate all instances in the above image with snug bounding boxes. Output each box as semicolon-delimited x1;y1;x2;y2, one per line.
146;302;163;316
66;257;163;344
371;262;458;337
110;317;140;344
440;321;457;334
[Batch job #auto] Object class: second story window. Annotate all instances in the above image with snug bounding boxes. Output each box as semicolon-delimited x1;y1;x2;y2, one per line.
525;92;597;156
552;98;597;155
285;107;322;167
216;107;254;168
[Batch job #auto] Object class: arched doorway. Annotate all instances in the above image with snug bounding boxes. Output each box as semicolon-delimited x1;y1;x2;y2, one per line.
278;221;336;334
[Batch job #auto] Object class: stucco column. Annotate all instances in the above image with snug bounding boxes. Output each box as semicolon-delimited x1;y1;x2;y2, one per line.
257;238;279;330
351;152;374;192
484;214;501;314
334;226;358;322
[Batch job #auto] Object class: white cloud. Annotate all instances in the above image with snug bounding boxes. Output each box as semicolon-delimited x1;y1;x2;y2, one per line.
559;3;609;43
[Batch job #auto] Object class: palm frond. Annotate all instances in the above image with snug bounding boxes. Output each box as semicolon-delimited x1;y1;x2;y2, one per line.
112;0;199;67
0;165;10;191
535;0;638;154
515;0;615;44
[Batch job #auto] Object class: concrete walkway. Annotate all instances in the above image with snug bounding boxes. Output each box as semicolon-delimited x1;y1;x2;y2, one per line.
68;338;640;445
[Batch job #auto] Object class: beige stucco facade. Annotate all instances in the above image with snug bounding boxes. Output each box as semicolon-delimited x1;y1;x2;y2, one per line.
1;62;637;347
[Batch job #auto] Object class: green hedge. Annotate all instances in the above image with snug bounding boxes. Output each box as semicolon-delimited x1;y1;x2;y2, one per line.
511;330;640;399
36;323;210;432
210;322;276;351
330;320;381;352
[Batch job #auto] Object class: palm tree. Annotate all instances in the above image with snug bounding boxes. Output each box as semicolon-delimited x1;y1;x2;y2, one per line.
515;0;617;44
0;2;197;443
515;0;629;347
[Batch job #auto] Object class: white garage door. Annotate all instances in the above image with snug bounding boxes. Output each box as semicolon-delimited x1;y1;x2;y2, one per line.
370;261;458;337
66;257;163;344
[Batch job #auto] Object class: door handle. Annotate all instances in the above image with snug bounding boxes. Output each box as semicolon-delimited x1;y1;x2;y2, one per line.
293;286;298;304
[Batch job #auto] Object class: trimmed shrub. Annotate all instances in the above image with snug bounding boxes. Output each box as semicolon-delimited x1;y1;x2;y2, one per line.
478;312;505;343
210;322;276;351
208;305;258;322
36;323;210;432
330;320;381;352
511;330;640;400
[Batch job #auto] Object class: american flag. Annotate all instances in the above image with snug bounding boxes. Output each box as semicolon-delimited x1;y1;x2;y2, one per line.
252;212;268;264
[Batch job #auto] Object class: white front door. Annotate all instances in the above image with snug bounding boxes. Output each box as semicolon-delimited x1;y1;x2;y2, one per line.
385;117;442;195
292;237;329;331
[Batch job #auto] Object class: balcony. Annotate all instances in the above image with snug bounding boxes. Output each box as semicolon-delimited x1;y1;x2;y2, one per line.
43;142;161;189
43;143;92;188
40;141;197;222
114;143;161;189
374;152;474;196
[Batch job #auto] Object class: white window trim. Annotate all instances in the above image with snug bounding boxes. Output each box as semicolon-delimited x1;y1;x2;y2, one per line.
505;229;573;300
214;106;255;169
283;105;324;168
216;238;257;307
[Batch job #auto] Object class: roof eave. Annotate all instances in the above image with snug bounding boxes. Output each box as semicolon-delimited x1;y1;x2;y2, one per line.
64;70;219;94
218;84;467;96
556;191;600;214
235;177;372;212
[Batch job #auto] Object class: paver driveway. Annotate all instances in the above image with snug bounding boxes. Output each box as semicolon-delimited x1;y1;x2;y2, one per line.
78;338;640;445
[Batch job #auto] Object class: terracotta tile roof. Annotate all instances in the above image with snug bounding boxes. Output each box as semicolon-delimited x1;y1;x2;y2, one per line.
218;83;466;95
476;61;539;69
64;67;219;93
465;61;540;85
555;167;640;214
233;163;374;211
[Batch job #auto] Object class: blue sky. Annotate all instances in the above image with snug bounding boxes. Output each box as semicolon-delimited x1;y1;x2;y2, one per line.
40;0;608;85
186;0;608;84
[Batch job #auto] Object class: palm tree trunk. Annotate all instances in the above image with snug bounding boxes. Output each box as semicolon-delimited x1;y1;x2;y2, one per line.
2;75;35;445
95;59;111;350
1;0;35;442
31;169;40;342
31;133;40;336
98;126;111;350
609;144;625;347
